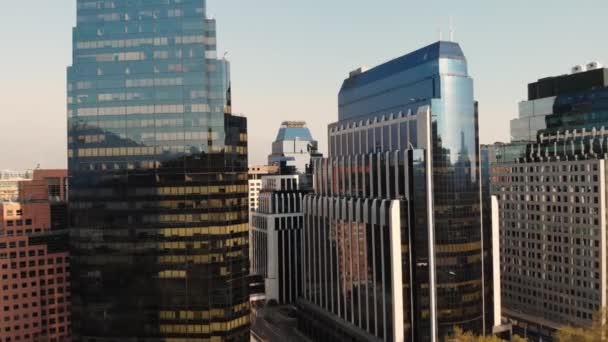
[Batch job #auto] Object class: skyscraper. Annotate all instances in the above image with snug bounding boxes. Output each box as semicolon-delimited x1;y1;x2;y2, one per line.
268;121;320;173
297;41;495;342
67;1;250;340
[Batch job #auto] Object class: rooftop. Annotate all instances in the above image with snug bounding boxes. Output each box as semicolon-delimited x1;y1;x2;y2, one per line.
341;41;465;91
275;122;314;142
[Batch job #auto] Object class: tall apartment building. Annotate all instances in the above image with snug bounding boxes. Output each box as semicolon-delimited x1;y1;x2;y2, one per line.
67;1;250;340
0;170;70;342
297;41;496;342
493;62;608;341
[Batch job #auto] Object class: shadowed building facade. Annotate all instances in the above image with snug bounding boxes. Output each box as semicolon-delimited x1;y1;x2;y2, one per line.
67;1;250;341
297;41;496;342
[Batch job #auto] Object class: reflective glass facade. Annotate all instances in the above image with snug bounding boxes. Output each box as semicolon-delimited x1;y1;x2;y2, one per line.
67;1;249;340
298;42;490;342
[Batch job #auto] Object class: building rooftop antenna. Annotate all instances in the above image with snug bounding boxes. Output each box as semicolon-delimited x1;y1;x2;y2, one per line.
449;16;454;41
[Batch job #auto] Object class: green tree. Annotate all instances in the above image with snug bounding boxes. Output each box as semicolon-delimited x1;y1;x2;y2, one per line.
554;308;607;342
446;327;527;342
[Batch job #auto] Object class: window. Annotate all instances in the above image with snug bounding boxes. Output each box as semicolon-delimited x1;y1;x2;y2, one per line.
47;178;61;198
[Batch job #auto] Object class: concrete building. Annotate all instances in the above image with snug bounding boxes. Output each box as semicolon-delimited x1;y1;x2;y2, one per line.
493;63;608;341
251;174;311;305
0;170;70;342
249;122;319;305
248;165;279;213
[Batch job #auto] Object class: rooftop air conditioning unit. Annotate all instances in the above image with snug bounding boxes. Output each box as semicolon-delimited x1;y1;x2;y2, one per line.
586;61;603;70
571;65;587;74
349;66;368;78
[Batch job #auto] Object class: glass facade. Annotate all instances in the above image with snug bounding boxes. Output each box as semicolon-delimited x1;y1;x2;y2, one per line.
298;42;489;342
67;1;250;340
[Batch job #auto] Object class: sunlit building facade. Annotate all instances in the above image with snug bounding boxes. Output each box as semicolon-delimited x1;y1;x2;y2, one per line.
494;64;608;341
268;121;319;173
67;1;250;341
0;170;70;342
297;41;495;342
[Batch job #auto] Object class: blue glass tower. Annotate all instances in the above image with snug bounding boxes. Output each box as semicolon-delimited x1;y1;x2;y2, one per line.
268;121;319;174
67;1;250;340
298;42;494;341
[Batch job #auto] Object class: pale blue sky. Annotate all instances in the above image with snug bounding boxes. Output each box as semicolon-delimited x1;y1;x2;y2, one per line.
1;0;607;169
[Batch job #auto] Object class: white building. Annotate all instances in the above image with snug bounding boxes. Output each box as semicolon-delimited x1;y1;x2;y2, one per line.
250;174;310;304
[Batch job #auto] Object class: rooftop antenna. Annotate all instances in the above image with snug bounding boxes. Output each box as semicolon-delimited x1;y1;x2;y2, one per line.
438;28;443;41
449;16;454;41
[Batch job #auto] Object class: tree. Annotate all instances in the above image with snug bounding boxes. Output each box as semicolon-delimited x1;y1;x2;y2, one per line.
447;327;527;342
554;308;608;342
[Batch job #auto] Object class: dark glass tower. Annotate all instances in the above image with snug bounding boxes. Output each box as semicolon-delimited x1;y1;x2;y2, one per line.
67;1;250;340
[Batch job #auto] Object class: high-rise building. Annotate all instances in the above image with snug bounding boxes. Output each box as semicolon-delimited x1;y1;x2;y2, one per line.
297;41;496;342
247;165;278;279
67;1;250;340
250;122;319;305
248;165;279;213
0;169;70;342
250;174;311;305
493;62;608;341
268;121;319;173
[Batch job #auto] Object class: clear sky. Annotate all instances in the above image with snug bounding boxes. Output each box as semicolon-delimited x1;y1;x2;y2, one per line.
1;0;607;170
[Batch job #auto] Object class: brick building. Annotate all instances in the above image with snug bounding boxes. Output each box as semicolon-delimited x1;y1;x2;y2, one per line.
0;170;70;342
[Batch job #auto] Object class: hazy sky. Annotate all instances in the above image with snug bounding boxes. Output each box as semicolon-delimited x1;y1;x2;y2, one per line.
1;0;607;170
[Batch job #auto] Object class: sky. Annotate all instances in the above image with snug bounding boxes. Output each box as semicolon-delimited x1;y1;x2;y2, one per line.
1;0;607;170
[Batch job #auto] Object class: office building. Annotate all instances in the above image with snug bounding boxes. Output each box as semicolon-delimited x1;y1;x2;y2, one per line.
268;121;319;173
297;41;496;342
67;1;250;340
250;123;319;305
493;62;608;341
0;170;32;202
0;170;70;342
248;165;279;213
247;165;278;277
250;174;311;305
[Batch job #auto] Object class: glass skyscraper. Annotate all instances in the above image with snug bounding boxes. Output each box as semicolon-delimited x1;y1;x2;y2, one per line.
297;41;495;341
67;1;250;340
